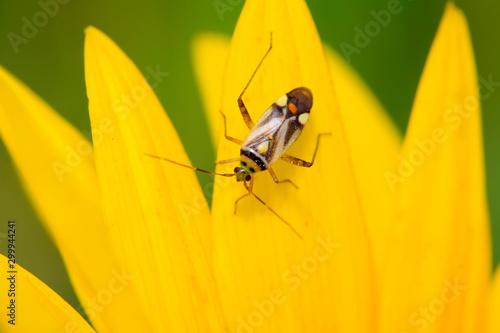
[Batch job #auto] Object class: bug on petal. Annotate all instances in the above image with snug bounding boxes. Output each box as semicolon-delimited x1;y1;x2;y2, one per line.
146;34;329;239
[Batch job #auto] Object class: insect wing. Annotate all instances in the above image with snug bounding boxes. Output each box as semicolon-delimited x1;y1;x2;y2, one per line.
266;116;303;165
242;103;286;150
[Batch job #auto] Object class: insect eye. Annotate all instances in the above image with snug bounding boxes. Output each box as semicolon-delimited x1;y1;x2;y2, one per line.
234;167;241;173
249;167;255;173
245;174;251;181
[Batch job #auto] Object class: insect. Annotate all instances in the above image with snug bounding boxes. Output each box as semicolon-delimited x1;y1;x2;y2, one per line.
146;34;329;239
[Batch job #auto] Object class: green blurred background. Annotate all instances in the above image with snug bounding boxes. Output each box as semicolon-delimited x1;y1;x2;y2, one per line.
0;0;498;315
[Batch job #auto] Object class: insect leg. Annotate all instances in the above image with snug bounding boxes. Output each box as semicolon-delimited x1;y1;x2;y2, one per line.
234;177;253;214
281;133;331;167
267;167;298;189
219;110;243;145
237;33;273;130
243;181;304;240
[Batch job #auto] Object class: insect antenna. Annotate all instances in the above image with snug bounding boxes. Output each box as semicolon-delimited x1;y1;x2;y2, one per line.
144;153;236;177
243;182;304;240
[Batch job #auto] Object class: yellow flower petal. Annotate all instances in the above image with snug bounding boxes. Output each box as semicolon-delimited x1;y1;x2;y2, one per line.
192;33;230;146
193;32;402;298
84;27;225;331
210;0;375;331
488;266;500;332
0;66;146;332
0;255;95;332
380;3;490;333
323;44;401;291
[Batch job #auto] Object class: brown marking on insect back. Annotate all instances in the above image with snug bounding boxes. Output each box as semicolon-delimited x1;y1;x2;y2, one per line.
283;119;302;147
286;87;313;117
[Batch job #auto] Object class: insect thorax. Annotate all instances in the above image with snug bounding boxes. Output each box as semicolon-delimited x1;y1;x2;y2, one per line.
240;149;267;174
